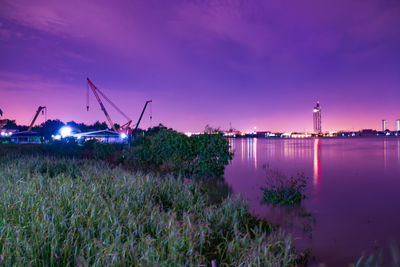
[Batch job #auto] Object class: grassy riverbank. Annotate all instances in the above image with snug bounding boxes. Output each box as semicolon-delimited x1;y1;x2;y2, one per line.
0;155;301;266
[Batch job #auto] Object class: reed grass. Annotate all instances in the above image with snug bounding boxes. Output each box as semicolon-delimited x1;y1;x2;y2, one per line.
0;156;300;266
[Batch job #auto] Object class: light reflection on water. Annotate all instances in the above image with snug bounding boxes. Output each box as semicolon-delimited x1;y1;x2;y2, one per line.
224;137;400;266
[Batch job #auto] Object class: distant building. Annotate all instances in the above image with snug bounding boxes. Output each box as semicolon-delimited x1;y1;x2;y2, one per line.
396;119;400;131
74;130;127;144
360;129;377;136
382;120;387;131
11;131;42;144
313;101;322;134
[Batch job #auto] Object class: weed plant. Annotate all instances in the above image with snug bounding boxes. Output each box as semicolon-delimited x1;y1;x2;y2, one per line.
0;156;300;266
261;166;308;205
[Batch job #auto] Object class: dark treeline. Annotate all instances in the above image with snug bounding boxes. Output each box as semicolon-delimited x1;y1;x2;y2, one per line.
3;119;122;139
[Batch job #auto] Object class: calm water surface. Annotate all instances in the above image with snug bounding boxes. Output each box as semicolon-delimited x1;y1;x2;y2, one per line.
224;137;400;266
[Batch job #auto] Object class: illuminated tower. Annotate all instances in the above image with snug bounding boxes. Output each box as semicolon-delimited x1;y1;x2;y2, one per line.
313;101;322;134
396;119;400;131
382;120;387;131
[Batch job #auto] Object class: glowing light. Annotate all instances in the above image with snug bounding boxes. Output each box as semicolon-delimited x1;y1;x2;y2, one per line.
60;126;72;137
120;133;128;139
53;135;61;140
0;132;5;136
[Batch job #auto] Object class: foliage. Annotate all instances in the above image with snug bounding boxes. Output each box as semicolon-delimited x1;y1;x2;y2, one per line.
261;166;308;205
125;125;233;178
0;125;232;179
352;242;400;267
125;125;193;174
39;119;65;139
0;156;300;266
189;131;232;178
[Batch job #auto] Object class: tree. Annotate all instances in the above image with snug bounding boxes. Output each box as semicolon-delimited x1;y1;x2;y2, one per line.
89;121;109;131
39;120;65;139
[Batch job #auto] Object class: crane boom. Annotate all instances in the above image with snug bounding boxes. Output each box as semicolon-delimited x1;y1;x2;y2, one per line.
87;78;117;132
134;100;152;132
28;106;46;131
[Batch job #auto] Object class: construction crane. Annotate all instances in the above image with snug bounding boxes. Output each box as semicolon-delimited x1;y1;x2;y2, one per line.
87;78;132;132
86;78;153;135
0;109;5;129
27;106;46;131
133;100;152;133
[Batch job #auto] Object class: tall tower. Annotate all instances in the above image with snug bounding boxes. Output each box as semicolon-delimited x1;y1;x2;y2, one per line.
313;101;322;134
382;119;387;131
396;119;400;131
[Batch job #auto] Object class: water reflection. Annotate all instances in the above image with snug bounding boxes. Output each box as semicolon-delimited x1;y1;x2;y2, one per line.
398;139;400;162
224;137;400;265
313;138;321;192
241;138;245;161
244;138;257;169
384;138;387;169
228;138;235;154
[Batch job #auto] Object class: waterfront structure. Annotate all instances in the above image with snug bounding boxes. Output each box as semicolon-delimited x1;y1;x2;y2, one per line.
73;130;127;144
397;119;400;131
382;120;387;131
11;131;42;144
313;101;322;134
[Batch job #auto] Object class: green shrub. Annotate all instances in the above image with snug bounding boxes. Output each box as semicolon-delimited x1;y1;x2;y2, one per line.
189;132;232;178
125;126;233;178
125;126;193;174
261;167;308;205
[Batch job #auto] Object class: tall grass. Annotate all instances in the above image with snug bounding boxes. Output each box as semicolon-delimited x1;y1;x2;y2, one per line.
0;156;301;266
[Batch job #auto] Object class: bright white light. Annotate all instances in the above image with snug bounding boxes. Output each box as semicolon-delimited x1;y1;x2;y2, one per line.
60;126;72;138
0;132;5;136
8;132;12;136
120;133;128;139
77;135;82;140
54;135;61;140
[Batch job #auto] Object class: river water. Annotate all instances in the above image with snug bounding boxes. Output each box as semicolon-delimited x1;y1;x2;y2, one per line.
223;137;400;266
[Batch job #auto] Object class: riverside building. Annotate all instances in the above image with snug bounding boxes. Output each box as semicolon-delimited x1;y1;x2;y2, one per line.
313;101;322;134
382;120;387;131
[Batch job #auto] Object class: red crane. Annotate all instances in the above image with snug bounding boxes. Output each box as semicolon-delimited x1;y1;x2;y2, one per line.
28;106;46;131
87;78;132;132
0;108;6;129
86;78;152;134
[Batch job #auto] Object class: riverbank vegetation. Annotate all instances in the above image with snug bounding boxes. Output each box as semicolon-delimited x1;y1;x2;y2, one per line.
0;127;306;265
1;125;233;179
0;155;301;266
261;166;308;205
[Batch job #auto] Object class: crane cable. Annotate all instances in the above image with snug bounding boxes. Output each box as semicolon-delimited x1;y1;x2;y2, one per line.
86;81;131;122
94;87;131;122
150;101;152;128
86;82;90;111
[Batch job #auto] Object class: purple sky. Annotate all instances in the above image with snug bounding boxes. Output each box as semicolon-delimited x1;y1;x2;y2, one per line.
1;0;399;132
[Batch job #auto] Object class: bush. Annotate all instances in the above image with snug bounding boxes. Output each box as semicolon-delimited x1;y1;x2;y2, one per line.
188;132;232;178
125;126;233;178
261;166;308;205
